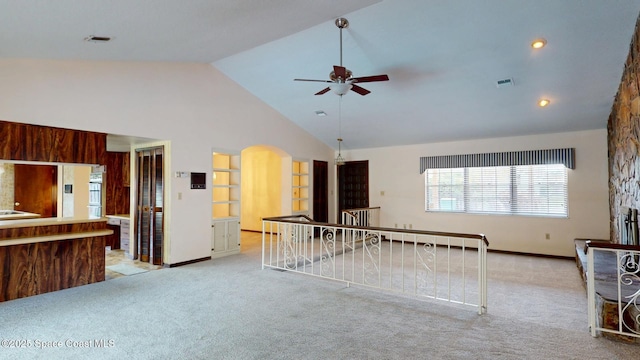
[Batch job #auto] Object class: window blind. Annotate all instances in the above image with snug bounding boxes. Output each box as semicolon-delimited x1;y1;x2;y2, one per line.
425;164;568;217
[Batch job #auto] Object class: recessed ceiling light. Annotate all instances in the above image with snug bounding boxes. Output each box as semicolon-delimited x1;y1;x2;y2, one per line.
538;99;550;107
315;110;327;117
531;38;547;49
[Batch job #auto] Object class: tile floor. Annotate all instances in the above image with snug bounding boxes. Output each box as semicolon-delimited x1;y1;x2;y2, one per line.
105;248;162;280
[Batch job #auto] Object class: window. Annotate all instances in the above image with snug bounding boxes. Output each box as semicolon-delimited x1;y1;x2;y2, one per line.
425;164;568;217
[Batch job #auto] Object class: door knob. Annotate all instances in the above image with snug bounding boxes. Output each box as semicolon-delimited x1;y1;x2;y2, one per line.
14;202;20;206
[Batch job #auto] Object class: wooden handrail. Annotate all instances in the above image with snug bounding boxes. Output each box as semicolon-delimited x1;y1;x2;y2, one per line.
341;206;381;212
585;240;640;254
343;210;357;219
263;215;489;246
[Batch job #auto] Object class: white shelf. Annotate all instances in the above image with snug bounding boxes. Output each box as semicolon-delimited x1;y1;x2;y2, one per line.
212;152;241;219
292;160;309;213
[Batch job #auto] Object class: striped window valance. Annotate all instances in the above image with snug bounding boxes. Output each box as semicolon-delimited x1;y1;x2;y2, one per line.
419;148;575;173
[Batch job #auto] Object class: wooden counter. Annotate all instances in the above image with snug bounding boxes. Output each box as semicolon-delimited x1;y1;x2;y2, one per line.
0;217;112;302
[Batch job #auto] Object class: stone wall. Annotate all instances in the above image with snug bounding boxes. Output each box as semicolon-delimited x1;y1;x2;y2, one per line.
0;163;15;210
608;14;640;243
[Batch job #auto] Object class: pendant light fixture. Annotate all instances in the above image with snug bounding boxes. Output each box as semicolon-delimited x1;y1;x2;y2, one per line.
335;95;346;166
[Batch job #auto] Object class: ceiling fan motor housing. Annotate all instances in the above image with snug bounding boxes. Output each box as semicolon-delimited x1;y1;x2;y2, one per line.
330;69;353;82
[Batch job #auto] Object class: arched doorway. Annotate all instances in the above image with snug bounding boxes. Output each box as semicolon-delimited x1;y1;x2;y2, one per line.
240;145;291;232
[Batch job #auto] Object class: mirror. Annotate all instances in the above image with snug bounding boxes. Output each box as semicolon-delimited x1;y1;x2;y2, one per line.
0;162;94;220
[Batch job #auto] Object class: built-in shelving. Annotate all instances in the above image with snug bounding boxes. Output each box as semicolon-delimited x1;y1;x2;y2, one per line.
212;152;241;219
211;151;241;259
292;160;309;214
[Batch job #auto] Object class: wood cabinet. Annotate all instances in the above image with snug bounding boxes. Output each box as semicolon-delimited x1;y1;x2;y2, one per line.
0;120;106;164
292;160;309;214
0;219;109;302
211;219;240;258
106;222;121;249
105;152;130;216
211;151;241;258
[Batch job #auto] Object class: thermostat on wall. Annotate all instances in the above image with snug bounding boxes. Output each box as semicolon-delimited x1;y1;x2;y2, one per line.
190;172;206;189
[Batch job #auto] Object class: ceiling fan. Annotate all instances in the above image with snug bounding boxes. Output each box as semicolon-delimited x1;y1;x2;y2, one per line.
294;17;389;96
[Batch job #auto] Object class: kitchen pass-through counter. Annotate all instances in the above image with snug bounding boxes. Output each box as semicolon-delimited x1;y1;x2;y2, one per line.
0;216;112;302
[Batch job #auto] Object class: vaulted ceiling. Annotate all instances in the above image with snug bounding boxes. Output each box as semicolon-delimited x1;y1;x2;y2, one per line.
2;0;639;150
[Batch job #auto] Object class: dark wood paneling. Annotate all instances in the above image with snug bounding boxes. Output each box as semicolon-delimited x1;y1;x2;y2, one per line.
0;222;106;240
105;152;130;216
0;236;105;301
0;221;107;302
106;224;121;249
0;120;106;164
14;164;58;217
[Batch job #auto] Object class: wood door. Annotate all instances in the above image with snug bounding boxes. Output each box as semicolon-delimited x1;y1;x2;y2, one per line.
313;160;328;223
13;164;57;217
337;160;369;223
135;147;164;265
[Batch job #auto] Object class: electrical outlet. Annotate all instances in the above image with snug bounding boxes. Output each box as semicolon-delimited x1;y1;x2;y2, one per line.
409;224;412;229
545;233;550;240
394;223;397;228
380;190;385;196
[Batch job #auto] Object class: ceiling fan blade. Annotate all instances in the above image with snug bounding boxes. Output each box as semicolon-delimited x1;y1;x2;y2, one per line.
294;78;333;83
350;84;370;96
333;65;347;80
315;87;331;95
351;74;389;83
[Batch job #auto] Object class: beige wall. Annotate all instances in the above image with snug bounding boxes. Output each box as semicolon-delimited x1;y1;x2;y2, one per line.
0;59;335;264
341;129;609;257
241;146;283;231
73;166;91;218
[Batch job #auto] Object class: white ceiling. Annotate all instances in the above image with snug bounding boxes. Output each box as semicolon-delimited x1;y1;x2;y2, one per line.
2;0;640;150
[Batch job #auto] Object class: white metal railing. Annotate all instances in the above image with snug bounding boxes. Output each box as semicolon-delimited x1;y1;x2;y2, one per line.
262;215;488;314
587;241;640;340
341;206;380;227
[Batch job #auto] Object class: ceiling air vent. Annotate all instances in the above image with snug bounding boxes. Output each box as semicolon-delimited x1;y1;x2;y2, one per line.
496;78;514;88
84;35;111;43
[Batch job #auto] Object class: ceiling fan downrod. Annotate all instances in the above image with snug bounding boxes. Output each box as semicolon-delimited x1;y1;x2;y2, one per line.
335;18;349;69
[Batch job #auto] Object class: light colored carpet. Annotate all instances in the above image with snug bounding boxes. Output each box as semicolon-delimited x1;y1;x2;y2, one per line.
106;264;149;276
1;232;638;359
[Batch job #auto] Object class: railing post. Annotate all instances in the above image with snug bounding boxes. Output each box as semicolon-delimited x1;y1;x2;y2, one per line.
261;220;266;270
482;240;487;314
478;240;483;315
587;245;596;337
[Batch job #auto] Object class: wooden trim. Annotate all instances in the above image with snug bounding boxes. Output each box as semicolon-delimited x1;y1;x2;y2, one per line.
585;240;640;253
262;215;490;246
166;256;211;268
486;248;573;260
0;216;107;230
0;230;113;247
